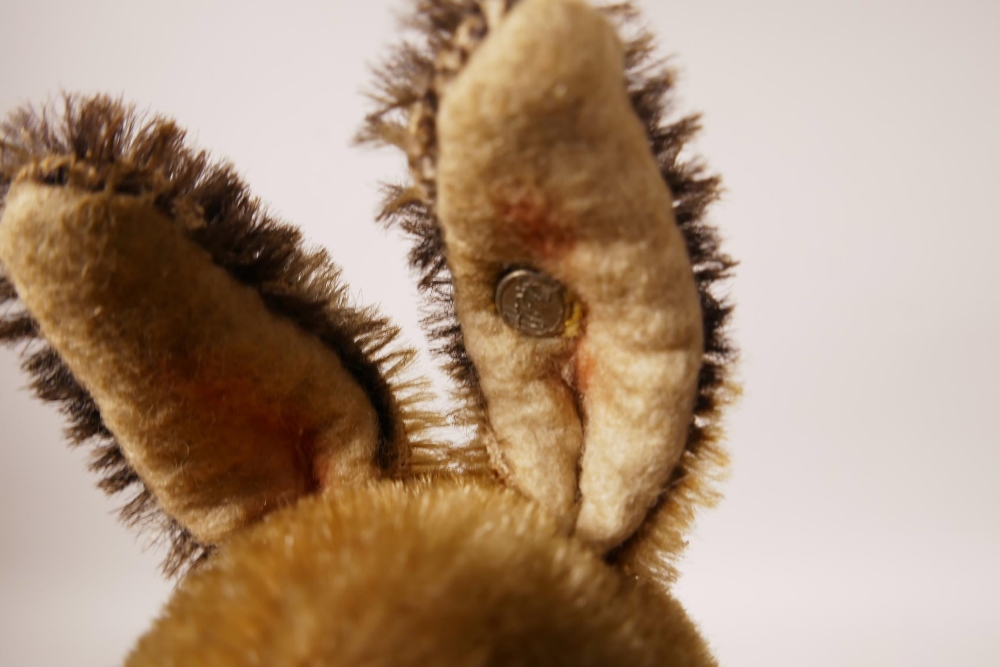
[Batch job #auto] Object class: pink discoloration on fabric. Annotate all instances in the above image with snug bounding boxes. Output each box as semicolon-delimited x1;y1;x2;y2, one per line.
573;342;597;397
493;186;576;261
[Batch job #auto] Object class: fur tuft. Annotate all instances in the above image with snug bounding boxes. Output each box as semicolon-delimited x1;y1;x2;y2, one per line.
0;95;461;575
360;1;503;448
360;0;737;583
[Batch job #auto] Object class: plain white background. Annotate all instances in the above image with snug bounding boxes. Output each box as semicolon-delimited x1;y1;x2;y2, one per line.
1;1;998;665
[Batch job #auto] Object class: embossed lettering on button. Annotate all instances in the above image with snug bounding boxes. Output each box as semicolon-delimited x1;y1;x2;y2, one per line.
495;268;569;338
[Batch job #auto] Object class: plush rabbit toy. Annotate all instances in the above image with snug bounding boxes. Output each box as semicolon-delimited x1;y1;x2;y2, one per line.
0;0;736;664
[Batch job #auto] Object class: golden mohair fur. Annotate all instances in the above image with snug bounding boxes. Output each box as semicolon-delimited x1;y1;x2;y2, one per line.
0;0;736;662
128;481;716;667
0;182;393;544
0;96;469;575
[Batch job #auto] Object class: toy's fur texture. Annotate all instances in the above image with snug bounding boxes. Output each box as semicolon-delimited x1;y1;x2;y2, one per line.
434;0;707;553
1;182;392;543
128;481;715;667
0;98;465;574
0;0;736;662
362;0;736;583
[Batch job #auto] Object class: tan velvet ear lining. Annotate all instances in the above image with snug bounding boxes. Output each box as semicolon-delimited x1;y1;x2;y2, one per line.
0;182;382;544
362;0;736;582
436;0;704;551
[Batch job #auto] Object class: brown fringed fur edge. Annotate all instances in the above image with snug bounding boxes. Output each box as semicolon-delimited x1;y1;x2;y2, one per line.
0;262;214;577
0;95;458;576
359;0;738;583
357;0;515;455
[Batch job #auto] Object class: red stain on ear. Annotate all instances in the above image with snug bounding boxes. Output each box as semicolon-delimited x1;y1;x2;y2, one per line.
161;358;324;495
201;378;322;492
494;186;576;261
574;343;597;395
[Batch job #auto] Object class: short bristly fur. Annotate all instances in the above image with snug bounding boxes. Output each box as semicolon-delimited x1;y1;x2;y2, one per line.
359;0;736;584
0;96;465;575
128;480;716;667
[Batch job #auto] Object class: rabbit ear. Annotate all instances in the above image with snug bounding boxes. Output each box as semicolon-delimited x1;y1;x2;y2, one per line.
0;97;458;576
364;0;736;583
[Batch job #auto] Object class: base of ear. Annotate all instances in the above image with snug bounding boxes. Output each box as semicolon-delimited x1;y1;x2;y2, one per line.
128;481;716;667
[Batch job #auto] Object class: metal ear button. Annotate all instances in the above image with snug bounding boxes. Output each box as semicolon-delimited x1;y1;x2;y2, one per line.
495;268;578;338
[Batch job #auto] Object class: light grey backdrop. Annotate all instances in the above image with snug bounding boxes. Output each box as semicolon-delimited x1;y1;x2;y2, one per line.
1;1;997;665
